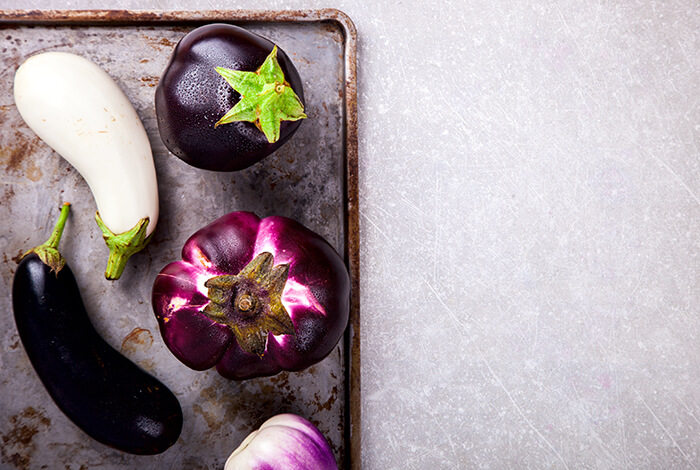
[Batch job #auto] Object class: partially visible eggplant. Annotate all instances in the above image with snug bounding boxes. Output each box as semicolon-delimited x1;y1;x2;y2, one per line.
224;414;338;469
12;203;182;455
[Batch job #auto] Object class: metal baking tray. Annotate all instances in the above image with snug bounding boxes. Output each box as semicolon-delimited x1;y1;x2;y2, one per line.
0;9;359;469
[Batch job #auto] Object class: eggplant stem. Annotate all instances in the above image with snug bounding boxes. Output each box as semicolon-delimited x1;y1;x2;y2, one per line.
45;202;71;250
202;252;294;356
22;202;71;274
95;213;151;281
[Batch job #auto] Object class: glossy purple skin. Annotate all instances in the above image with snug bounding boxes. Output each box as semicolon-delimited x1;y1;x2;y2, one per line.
155;23;305;172
152;212;350;380
224;414;337;470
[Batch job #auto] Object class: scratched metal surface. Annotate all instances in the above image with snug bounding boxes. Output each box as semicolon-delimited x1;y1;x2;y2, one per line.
0;18;348;469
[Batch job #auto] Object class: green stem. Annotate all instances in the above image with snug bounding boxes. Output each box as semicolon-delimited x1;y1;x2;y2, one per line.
45;202;71;250
95;212;151;281
202;252;294;356
214;46;306;143
23;202;71;274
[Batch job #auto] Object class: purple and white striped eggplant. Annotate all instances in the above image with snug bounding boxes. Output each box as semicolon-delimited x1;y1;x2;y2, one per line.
151;211;350;380
224;414;338;470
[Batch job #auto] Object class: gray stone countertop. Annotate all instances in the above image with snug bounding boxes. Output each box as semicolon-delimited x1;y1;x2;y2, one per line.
2;1;699;468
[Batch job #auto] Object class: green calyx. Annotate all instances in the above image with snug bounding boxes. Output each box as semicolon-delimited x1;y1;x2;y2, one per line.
215;45;307;143
23;202;71;275
95;212;151;281
202;252;295;357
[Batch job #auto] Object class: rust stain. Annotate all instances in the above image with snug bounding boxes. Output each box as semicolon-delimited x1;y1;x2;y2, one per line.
320;22;343;36
194;372;298;436
140;76;159;87
192;403;218;430
120;327;154;353
1;133;43;182
158;37;176;48
314;385;339;412
3;186;16;209
12;250;25;265
0;407;51;469
143;35;177;51
0;141;43;182
138;358;157;373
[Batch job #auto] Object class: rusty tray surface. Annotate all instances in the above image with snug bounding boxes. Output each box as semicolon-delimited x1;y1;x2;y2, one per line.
0;9;359;470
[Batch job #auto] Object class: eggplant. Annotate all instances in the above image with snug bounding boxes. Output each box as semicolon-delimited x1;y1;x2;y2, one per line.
151;211;350;380
12;203;182;455
224;414;338;469
14;52;160;280
155;23;306;172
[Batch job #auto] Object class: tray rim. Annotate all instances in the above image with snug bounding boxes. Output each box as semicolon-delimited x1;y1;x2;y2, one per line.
0;8;360;470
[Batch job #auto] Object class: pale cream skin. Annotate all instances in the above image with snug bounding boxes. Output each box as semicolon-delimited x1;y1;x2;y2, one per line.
13;51;159;238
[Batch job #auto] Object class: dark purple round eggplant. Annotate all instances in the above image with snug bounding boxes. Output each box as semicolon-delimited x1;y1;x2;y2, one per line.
12;203;183;455
155;23;306;172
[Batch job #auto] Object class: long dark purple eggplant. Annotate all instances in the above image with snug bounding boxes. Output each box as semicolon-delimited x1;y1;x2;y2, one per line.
12;203;183;455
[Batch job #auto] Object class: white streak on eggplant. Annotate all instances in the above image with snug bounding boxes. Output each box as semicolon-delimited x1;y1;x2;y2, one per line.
224;414;337;470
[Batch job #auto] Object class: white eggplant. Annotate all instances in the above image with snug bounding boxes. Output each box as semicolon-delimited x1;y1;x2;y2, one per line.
13;52;159;280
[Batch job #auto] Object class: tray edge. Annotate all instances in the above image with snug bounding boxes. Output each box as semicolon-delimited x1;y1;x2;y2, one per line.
0;8;361;470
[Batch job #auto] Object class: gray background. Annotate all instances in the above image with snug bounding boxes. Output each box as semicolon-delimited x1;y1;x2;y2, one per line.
2;0;700;468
